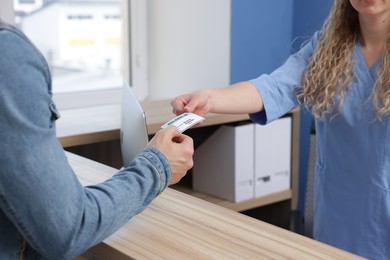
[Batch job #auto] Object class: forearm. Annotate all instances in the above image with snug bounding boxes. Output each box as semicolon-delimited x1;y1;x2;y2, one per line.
206;81;263;114
63;148;170;256
0;145;169;259
0;26;171;258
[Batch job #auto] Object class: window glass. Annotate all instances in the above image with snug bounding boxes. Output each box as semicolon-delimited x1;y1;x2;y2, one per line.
13;0;123;107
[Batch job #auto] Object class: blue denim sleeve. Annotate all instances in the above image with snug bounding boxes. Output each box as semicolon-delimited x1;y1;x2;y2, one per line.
248;32;320;125
0;27;170;258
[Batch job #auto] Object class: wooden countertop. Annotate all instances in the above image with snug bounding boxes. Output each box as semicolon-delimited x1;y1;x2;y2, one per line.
56;100;301;211
56;100;250;148
68;152;363;259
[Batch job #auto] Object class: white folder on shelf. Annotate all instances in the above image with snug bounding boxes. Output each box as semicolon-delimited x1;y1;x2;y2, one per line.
254;117;291;198
193;123;255;202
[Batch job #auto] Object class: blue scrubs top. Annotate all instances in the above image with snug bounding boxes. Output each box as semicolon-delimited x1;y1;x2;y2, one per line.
249;32;390;259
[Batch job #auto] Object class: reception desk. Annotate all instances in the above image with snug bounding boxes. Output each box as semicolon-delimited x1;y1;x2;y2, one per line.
68;152;363;259
57;100;300;212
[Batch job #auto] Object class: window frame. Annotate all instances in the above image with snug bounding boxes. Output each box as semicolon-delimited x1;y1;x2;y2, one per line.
8;0;149;110
0;0;16;24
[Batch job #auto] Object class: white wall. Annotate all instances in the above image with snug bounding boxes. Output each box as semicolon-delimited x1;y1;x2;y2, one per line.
146;0;231;100
127;0;149;100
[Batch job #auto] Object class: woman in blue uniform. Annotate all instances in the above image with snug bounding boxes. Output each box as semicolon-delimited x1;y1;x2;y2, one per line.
171;0;390;259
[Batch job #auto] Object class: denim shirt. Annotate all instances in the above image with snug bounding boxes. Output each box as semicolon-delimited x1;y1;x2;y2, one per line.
0;21;171;259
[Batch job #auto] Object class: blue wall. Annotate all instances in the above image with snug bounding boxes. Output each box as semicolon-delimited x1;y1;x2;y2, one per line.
230;0;293;83
230;0;332;213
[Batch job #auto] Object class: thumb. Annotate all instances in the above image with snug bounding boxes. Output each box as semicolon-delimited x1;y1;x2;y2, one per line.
162;125;181;138
183;98;200;112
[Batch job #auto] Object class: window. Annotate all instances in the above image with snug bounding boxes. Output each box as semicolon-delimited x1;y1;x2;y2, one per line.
8;0;227;107
12;0;126;109
19;0;36;4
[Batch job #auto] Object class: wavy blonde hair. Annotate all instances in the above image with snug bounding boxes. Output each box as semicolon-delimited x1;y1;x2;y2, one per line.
297;0;390;119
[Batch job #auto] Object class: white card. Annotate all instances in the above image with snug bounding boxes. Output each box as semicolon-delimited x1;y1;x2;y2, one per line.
161;112;205;133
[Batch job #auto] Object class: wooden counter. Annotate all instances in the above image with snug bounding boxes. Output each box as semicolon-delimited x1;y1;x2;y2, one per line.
68;152;363;260
56;100;250;148
56;100;300;212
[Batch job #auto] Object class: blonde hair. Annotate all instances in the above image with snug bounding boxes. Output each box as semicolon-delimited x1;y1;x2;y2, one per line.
298;0;390;119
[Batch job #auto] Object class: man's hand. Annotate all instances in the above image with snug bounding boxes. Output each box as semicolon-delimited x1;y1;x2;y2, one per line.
148;126;194;185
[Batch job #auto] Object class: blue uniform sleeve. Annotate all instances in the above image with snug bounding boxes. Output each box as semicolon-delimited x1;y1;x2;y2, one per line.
249;32;320;124
0;28;170;258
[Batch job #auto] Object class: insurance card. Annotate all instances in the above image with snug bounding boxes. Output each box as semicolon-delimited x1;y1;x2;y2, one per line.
161;112;205;133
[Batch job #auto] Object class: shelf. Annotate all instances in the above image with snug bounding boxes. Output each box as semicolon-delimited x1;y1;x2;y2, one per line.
172;185;292;212
57;100;300;212
57;100;251;147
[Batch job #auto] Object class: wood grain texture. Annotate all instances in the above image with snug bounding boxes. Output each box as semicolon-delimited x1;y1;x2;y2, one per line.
68;152;363;260
57;101;301;212
56;100;251;147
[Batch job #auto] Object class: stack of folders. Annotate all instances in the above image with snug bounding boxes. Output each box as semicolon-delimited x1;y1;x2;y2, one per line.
193;117;291;203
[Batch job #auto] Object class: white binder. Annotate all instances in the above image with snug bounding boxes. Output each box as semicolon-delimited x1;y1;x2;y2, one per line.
254;117;291;197
193;123;255;202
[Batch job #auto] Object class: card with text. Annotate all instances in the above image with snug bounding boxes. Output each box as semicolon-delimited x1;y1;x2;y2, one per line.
161;112;205;133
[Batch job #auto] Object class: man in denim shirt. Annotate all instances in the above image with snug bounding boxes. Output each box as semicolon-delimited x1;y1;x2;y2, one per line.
0;20;194;259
